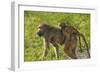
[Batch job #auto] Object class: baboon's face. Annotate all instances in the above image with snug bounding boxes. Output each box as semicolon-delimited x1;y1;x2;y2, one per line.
59;22;66;29
63;28;70;36
37;30;43;37
37;24;48;37
59;23;76;33
59;23;69;36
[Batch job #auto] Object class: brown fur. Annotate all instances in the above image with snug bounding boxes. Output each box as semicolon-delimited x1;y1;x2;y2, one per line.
37;23;65;59
59;22;90;59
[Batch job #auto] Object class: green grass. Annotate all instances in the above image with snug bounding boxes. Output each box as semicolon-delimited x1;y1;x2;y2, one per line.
24;11;90;62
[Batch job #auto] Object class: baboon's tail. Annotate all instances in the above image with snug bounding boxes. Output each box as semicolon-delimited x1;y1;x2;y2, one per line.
79;33;90;58
79;35;82;53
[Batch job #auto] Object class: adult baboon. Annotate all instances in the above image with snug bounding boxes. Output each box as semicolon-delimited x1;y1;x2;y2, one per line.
59;22;90;59
37;23;65;60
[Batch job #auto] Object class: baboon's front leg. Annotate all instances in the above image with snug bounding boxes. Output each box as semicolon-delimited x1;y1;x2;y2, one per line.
53;44;59;59
42;39;50;60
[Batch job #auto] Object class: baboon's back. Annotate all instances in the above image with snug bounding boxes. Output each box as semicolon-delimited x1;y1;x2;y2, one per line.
44;26;64;45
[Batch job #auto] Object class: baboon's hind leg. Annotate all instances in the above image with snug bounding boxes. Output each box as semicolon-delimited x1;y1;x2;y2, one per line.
64;38;78;59
64;47;77;59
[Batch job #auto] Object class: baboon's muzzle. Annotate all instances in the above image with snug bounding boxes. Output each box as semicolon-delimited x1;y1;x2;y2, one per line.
37;31;43;37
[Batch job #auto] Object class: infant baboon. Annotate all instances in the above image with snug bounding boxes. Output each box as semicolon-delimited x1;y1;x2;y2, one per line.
37;23;65;60
59;22;90;59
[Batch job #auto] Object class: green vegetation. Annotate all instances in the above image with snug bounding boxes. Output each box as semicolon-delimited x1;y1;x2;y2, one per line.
24;11;90;62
